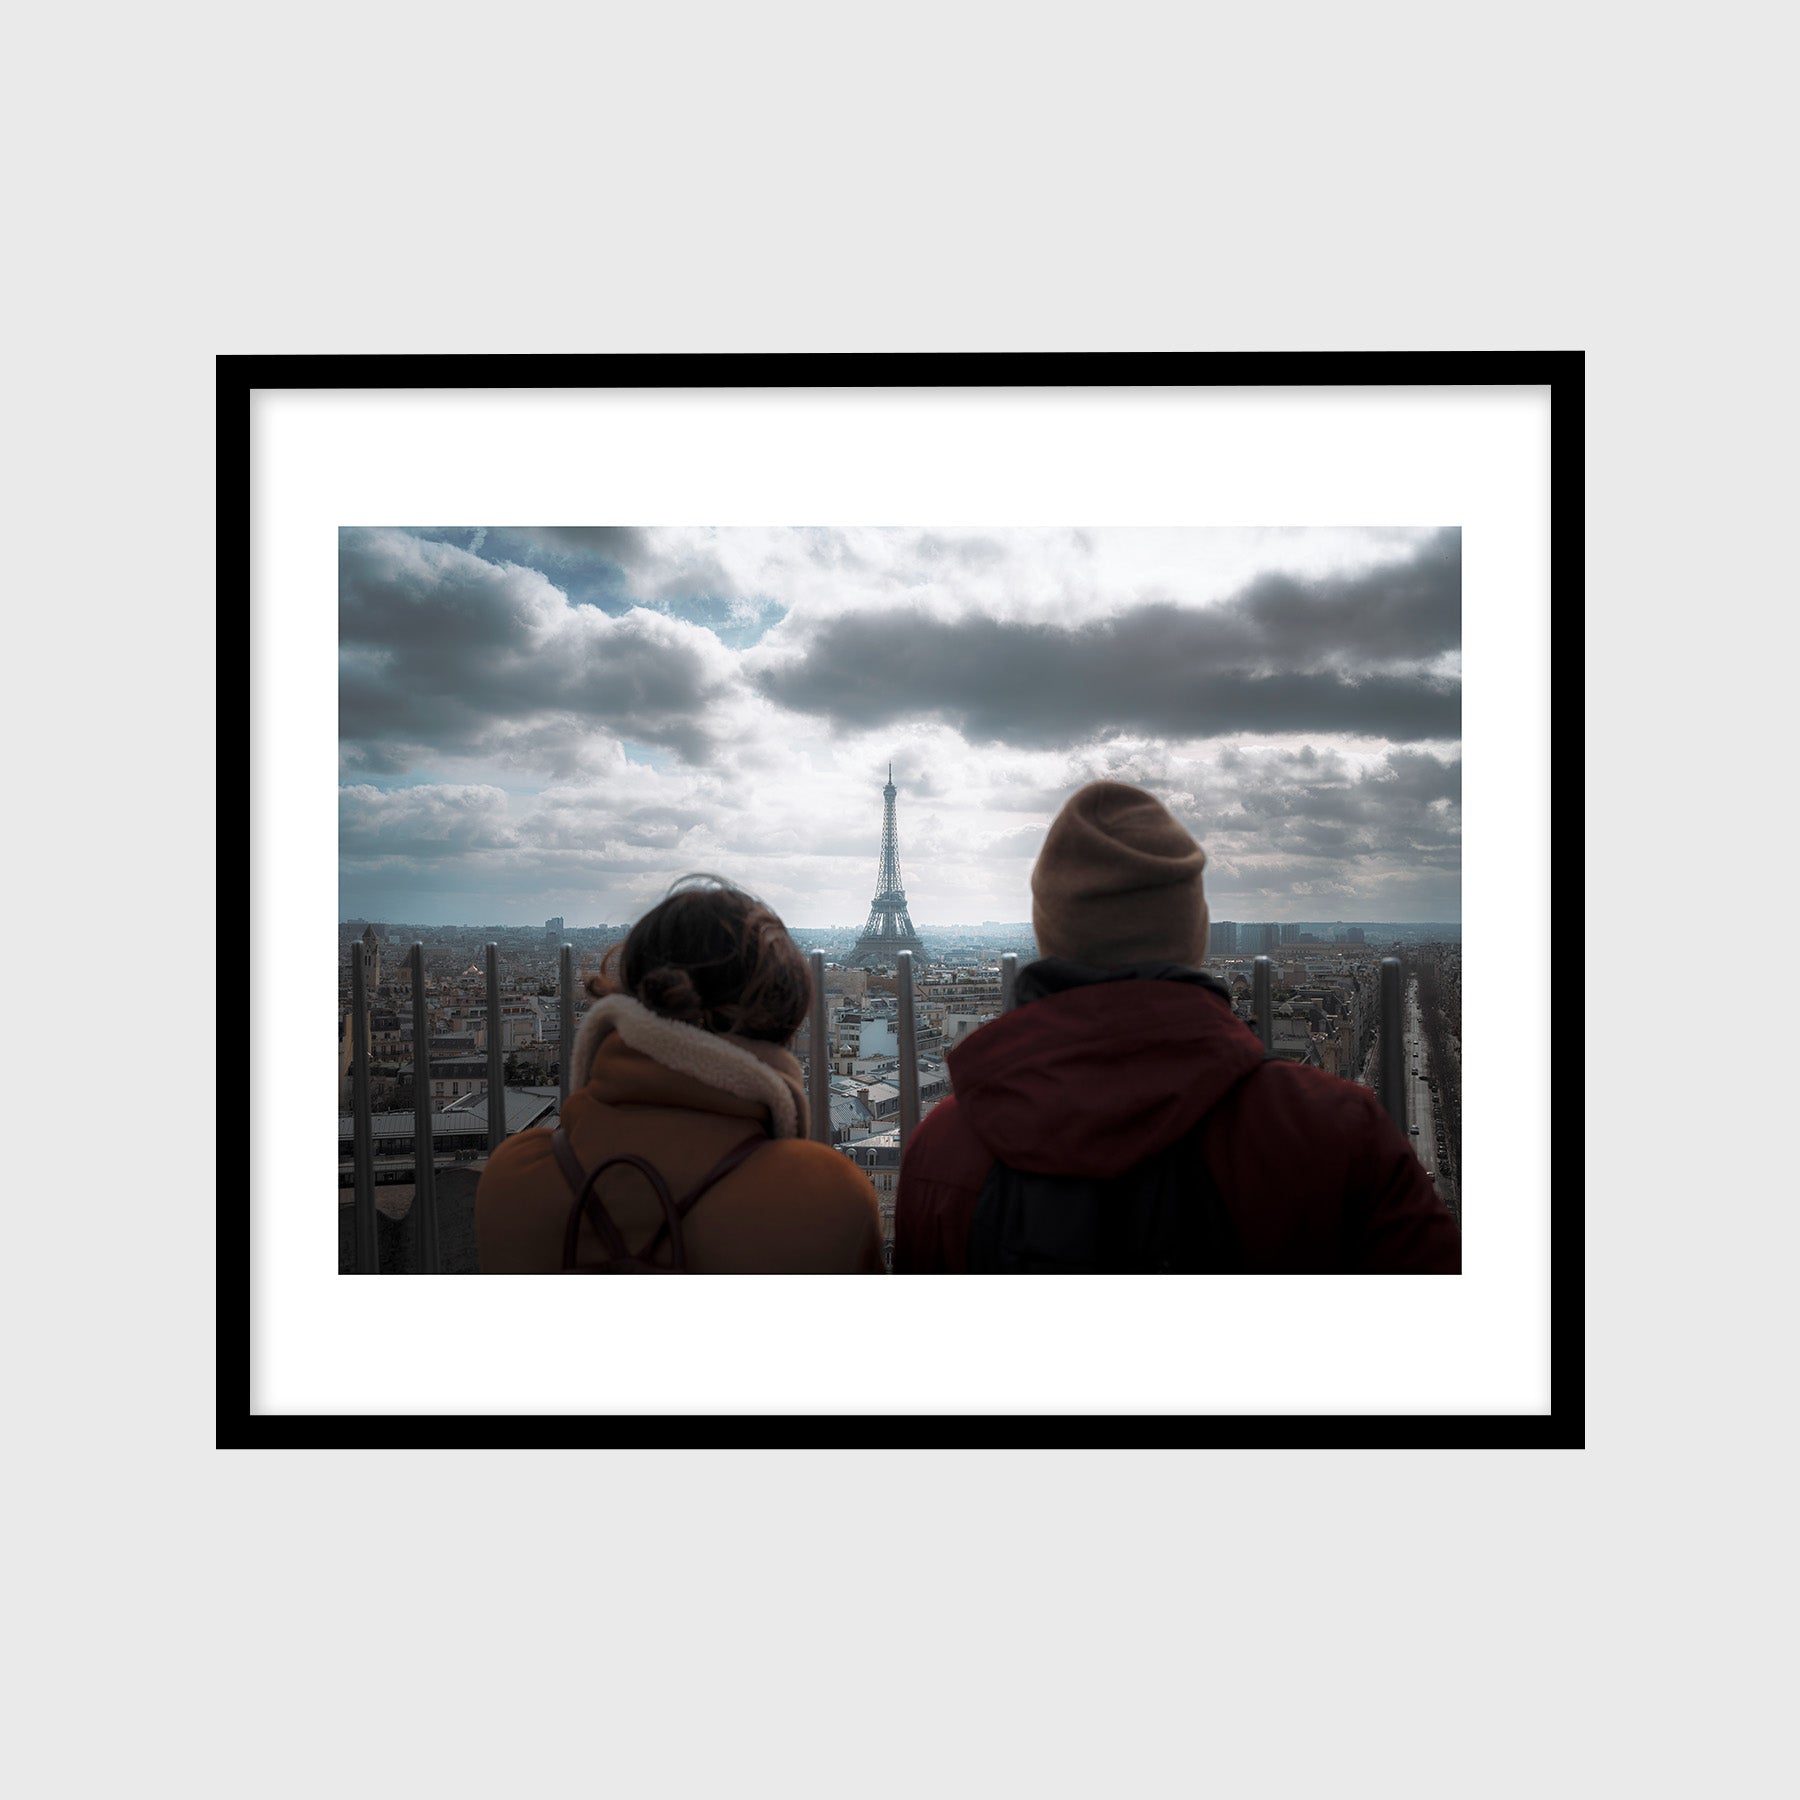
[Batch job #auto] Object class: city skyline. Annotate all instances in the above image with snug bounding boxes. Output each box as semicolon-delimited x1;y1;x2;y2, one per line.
339;915;1461;937
340;526;1461;927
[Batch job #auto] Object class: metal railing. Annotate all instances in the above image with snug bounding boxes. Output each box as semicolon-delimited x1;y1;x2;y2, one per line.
807;950;831;1145
799;949;1022;1156
347;940;1421;1270
346;938;520;1273
1255;950;1409;1131
349;939;376;1274
410;943;441;1273
559;943;575;1108
485;944;507;1158
897;951;923;1146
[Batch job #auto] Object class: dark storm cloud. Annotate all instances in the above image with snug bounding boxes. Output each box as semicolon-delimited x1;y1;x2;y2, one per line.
1199;849;1461;917
339;784;520;858
1367;747;1462;805
503;527;652;559
403;526;648;560
401;525;784;645
755;529;1460;746
1182;747;1461;879
339;529;740;772
1017;741;1460;889
403;527;648;611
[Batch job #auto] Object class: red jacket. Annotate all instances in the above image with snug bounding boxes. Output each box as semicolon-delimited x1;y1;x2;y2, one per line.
895;966;1460;1273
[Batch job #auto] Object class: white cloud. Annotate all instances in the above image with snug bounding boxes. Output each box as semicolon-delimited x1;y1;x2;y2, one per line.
340;527;1462;925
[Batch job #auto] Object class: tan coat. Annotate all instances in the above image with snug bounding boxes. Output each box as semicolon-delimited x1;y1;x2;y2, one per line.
476;994;884;1273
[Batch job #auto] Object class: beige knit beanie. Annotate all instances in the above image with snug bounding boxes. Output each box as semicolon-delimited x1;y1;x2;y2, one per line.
1031;781;1209;968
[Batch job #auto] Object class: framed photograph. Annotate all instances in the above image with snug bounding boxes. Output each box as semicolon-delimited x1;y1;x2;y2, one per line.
233;352;1579;1447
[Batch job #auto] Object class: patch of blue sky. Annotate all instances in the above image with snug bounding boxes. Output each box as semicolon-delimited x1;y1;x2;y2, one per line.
399;528;787;643
657;593;788;647
403;527;635;611
341;768;441;791
621;742;674;770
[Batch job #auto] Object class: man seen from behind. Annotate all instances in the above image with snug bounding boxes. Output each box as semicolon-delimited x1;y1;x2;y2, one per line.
893;782;1462;1273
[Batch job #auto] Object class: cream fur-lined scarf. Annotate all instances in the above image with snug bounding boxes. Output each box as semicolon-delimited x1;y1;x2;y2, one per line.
569;992;803;1139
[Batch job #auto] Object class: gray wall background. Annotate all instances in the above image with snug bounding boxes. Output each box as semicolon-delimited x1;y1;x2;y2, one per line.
9;6;1774;1799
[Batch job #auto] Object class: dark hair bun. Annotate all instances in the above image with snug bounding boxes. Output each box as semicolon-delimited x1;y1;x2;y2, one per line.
598;875;812;1044
636;964;710;1026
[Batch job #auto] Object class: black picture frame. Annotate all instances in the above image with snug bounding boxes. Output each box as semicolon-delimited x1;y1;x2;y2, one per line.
227;350;1582;1450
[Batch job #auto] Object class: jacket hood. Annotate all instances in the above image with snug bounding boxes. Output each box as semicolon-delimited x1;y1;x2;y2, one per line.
571;992;807;1138
944;960;1265;1178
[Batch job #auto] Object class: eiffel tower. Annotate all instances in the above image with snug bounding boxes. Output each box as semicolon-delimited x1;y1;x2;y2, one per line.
847;764;926;969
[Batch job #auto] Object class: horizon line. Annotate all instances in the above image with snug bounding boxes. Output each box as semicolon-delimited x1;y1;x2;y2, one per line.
340;917;1465;931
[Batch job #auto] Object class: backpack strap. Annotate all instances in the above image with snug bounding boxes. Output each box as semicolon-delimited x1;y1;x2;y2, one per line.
550;1127;768;1271
552;1131;680;1269
638;1133;769;1264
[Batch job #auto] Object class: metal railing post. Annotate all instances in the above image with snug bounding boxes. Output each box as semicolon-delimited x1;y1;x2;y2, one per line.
1000;952;1017;1012
485;943;509;1157
350;942;377;1273
410;942;440;1273
1252;955;1273;1052
1378;955;1407;1133
896;950;919;1154
559;943;575;1108
808;951;831;1145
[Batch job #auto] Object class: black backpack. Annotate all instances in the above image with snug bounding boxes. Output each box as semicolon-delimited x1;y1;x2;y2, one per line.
548;1128;767;1273
967;1060;1266;1274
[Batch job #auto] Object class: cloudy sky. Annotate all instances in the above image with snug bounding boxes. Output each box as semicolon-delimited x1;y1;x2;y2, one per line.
339;526;1460;927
